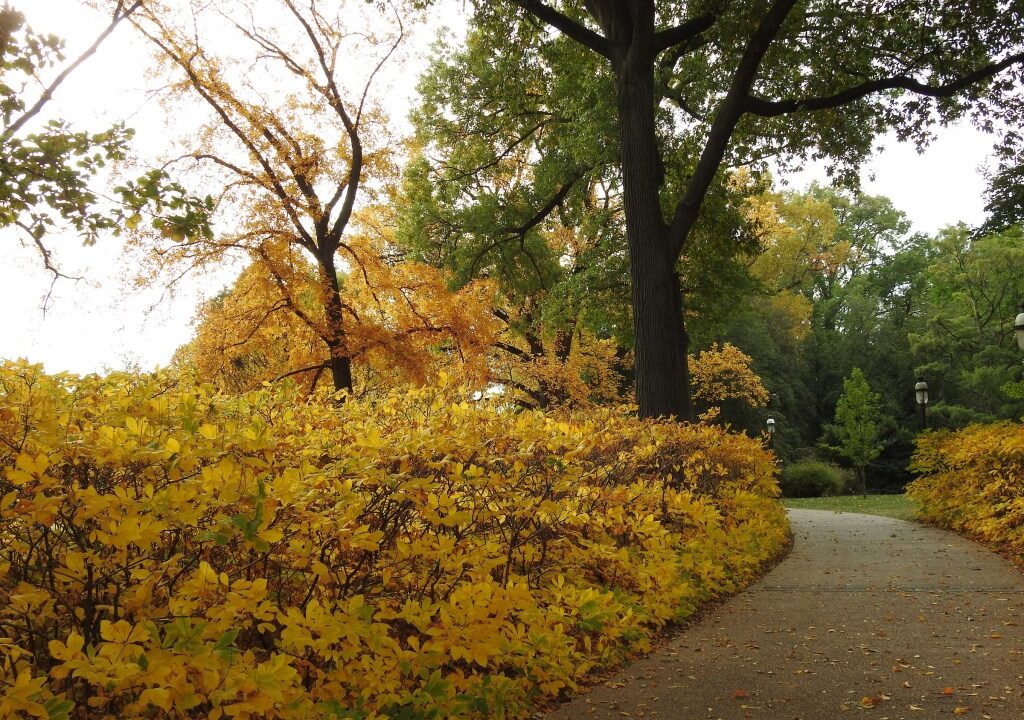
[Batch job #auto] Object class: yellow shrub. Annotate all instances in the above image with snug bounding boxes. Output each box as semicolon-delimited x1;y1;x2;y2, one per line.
0;361;787;719
908;423;1024;558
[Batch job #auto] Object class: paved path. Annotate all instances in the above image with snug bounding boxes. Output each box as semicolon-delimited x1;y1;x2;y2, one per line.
548;509;1024;719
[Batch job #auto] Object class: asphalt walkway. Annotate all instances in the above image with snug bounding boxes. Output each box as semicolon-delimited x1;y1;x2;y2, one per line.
547;508;1024;719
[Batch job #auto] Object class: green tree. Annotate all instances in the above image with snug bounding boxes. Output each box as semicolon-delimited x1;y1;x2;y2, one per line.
980;162;1024;235
401;22;761;409
0;2;211;277
828;368;883;497
910;225;1024;424
416;0;1024;420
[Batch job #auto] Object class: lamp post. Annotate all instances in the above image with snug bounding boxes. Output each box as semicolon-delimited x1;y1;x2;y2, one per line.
766;417;776;450
915;379;929;430
1016;304;1024;352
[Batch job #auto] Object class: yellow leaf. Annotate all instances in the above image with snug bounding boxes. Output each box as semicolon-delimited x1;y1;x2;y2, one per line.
138;687;171;710
64;551;85;574
258;528;283;544
49;632;84;660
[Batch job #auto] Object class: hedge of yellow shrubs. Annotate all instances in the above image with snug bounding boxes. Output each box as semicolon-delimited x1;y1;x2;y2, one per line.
909;423;1024;558
0;361;788;719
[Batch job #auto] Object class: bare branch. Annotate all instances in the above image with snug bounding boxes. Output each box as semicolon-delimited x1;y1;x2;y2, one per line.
355;0;404;126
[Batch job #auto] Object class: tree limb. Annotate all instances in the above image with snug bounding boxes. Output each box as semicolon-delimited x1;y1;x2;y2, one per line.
509;0;613;58
135;24;317;250
3;1;143;141
652;12;716;55
468;171;586;277
270;361;331;383
667;0;800;260
744;51;1024;116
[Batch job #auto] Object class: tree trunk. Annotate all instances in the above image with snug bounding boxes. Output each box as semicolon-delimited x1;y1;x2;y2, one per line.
319;253;354;394
326;343;353;396
612;24;692;420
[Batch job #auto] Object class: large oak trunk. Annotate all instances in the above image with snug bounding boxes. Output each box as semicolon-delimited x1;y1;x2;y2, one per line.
613;27;693;420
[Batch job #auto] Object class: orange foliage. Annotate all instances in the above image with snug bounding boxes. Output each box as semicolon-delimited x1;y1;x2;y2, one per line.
126;1;492;393
489;305;628;409
176;210;498;394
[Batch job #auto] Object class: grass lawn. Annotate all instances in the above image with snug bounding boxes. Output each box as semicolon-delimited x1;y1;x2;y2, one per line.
783;494;920;522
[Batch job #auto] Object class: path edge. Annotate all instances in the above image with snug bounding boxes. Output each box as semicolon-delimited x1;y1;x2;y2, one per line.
535;511;796;716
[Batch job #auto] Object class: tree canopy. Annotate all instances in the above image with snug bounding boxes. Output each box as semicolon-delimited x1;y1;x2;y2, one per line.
408;0;1024;419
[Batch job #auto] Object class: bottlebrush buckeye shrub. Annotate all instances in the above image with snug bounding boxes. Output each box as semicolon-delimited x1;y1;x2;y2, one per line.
0;361;787;719
909;423;1024;558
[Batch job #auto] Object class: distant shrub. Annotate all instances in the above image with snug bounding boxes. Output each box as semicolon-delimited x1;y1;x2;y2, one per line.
780;459;848;497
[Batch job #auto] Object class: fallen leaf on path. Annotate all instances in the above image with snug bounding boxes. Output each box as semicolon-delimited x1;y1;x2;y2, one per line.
860;695;884;708
943;687;955;696
733;690;749;699
953;707;971;715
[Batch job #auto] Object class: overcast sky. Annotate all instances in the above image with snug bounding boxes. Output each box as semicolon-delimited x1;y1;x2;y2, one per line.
0;1;998;375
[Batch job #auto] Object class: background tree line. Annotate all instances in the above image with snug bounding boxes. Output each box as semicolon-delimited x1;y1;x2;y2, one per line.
4;0;1024;490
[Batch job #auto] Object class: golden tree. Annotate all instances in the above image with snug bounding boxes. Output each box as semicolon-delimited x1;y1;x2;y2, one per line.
490;303;628;410
690;343;770;423
176;208;498;394
130;0;490;393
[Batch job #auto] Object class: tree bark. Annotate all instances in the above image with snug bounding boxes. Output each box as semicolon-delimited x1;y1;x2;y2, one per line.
610;12;692;420
319;253;354;394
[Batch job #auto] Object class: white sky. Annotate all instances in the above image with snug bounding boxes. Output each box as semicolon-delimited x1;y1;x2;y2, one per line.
0;1;998;375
